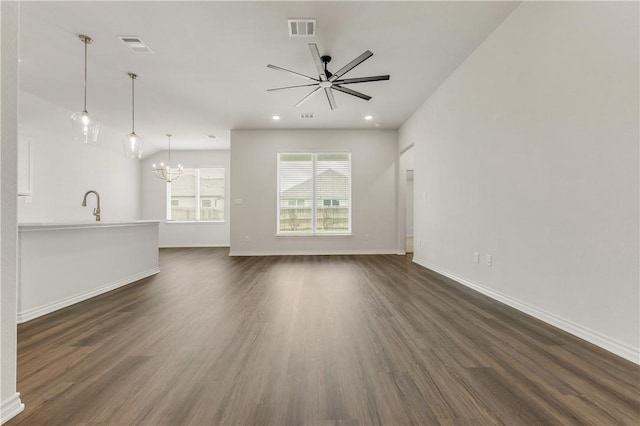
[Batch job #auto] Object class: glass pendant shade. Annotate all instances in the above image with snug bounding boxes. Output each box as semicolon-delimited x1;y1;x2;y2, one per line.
123;132;143;159
71;110;100;144
71;35;100;144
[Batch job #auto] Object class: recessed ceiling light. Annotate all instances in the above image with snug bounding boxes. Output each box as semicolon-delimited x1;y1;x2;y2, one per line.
364;115;373;120
207;135;216;139
272;115;281;120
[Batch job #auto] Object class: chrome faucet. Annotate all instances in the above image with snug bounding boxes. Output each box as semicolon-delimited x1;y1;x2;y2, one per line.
82;190;101;221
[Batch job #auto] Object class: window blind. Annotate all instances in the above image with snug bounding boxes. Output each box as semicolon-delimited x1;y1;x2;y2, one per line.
277;152;351;235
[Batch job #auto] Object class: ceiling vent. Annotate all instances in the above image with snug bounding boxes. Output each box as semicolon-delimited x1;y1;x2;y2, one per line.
117;36;153;53
288;19;316;37
300;113;314;119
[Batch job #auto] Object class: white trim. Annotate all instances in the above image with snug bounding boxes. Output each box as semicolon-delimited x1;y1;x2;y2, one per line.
159;244;229;248
229;249;399;256
275;233;353;238
1;393;25;424
164;220;225;224
18;221;159;232
399;142;414;155
17;267;160;324
413;257;640;365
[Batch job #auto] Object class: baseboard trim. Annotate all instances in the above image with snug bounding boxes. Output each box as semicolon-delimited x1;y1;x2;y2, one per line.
1;393;24;424
413;257;639;365
229;249;400;256
17;267;160;324
159;244;230;248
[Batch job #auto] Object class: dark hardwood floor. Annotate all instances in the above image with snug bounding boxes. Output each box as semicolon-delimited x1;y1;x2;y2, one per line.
9;248;640;425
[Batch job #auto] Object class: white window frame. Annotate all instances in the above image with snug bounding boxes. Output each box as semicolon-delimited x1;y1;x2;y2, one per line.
166;168;225;222
277;152;352;236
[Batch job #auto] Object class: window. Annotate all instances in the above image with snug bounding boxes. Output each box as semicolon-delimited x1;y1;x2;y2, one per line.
167;168;225;221
277;153;351;235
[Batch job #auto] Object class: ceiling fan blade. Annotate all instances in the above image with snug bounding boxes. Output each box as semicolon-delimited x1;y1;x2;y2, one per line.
267;83;318;92
329;50;373;81
295;86;322;107
309;43;328;81
333;75;390;85
267;64;318;82
332;85;372;101
324;88;337;110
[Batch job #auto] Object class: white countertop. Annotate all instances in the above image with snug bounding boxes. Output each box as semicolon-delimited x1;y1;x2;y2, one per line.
18;220;160;231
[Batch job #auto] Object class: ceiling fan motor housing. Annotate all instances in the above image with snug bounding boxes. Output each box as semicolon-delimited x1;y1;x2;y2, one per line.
321;55;333;78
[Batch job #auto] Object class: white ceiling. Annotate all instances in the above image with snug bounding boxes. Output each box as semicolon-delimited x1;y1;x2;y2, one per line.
18;1;519;157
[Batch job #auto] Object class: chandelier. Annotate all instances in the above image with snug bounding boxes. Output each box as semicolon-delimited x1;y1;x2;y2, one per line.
152;134;183;182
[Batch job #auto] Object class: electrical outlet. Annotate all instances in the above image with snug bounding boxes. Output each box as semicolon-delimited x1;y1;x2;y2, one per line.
418;238;422;247
244;235;250;242
474;252;479;264
486;254;492;266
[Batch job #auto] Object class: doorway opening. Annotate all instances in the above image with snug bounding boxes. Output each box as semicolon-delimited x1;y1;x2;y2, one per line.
406;170;414;253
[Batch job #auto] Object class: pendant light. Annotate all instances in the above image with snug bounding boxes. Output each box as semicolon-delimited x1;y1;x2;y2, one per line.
123;73;143;159
71;35;100;144
152;134;183;182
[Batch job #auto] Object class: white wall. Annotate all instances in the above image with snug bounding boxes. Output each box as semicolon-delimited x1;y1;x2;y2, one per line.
17;92;140;223
141;150;230;247
1;2;25;423
230;129;398;255
401;1;639;362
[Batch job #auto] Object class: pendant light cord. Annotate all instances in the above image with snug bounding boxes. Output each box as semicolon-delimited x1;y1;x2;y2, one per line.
83;38;88;112
131;76;135;134
128;73;138;134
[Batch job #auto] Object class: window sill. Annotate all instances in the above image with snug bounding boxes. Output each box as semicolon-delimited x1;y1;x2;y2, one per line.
276;233;353;238
164;220;225;224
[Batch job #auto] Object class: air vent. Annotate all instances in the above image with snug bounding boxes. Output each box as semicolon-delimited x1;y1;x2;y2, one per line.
117;36;153;53
300;113;314;119
288;19;316;37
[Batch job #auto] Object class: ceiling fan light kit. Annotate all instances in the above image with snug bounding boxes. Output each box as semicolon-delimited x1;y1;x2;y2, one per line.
267;43;390;110
71;34;100;144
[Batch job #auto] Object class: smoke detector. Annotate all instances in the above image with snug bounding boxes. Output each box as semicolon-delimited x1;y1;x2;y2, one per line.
288;19;316;37
300;113;314;119
117;36;153;53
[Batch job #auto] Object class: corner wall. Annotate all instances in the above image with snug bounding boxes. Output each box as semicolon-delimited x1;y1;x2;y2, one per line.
230;129;398;255
401;1;639;362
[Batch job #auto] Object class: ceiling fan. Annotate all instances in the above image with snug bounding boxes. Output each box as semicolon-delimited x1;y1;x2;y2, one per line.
267;43;390;110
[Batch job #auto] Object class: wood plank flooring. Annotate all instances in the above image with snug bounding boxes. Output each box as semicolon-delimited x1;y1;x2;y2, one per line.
8;248;640;425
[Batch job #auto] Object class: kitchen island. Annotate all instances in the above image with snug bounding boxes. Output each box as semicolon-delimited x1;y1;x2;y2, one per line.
18;221;160;323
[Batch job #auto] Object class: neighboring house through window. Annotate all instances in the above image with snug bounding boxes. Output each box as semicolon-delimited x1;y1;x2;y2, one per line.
167;168;225;221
